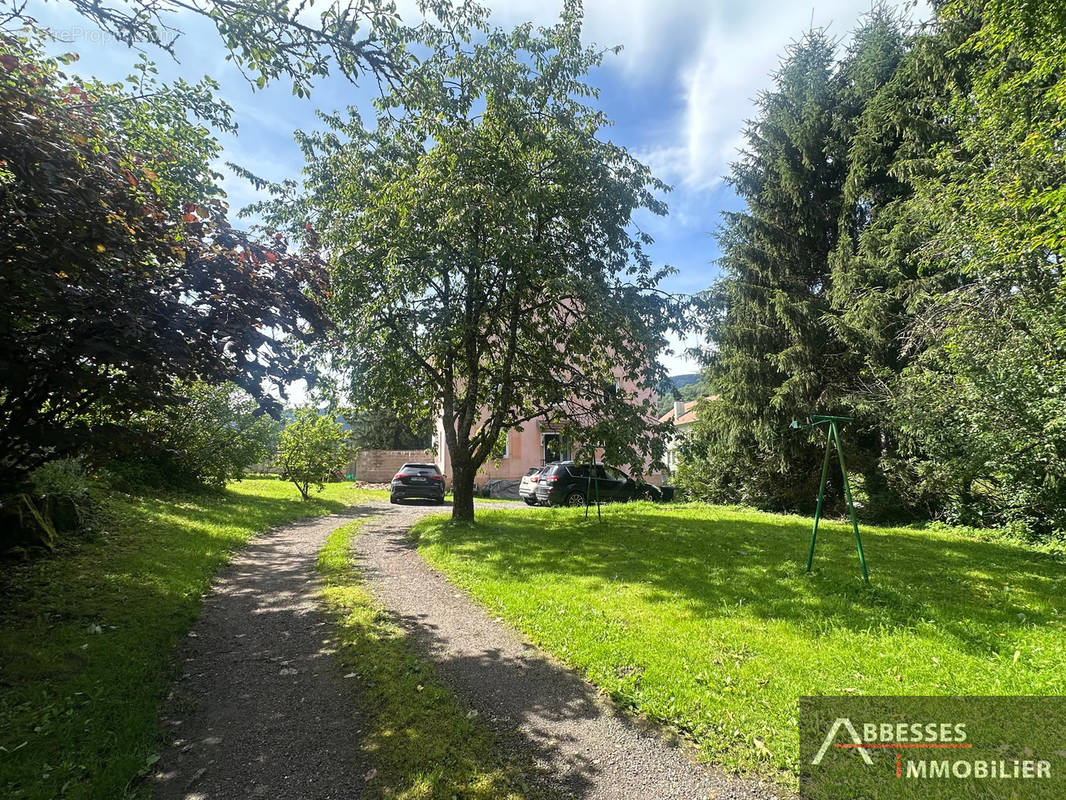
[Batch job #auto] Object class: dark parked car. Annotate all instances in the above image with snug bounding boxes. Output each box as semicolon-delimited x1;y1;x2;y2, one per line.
390;462;445;504
533;461;668;507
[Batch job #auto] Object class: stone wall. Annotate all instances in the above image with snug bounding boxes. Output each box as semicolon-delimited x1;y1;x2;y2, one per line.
355;450;433;484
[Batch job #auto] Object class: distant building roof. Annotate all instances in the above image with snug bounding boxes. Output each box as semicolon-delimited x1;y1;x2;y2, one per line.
658;397;716;426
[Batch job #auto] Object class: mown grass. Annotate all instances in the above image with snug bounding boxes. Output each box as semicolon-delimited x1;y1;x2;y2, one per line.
317;520;552;800
413;502;1066;787
0;479;385;800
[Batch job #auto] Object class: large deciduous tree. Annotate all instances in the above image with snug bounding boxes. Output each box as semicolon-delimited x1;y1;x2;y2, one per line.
261;2;689;520
886;0;1066;533
0;32;329;485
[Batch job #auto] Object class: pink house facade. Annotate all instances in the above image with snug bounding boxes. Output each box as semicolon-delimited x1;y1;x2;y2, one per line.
432;410;665;488
432;416;575;485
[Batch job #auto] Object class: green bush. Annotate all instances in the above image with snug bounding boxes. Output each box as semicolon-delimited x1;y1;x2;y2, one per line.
29;457;92;503
2;458;100;552
104;382;281;490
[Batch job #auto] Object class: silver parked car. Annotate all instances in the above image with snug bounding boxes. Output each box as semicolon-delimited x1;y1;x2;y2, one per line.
518;465;546;506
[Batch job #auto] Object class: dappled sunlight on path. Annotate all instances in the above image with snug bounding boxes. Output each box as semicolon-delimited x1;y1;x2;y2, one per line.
356;504;779;800
154;508;379;800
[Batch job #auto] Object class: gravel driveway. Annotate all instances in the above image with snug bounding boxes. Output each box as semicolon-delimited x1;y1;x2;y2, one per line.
357;502;781;800
153;500;782;800
153;509;379;800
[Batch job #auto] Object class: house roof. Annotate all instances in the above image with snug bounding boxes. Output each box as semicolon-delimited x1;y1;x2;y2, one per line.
658;397;716;426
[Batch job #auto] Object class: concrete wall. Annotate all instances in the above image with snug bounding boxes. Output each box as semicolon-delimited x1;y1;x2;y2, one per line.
355;449;433;483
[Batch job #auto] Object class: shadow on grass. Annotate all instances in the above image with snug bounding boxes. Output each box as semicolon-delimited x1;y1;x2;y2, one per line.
330;517;739;800
417;506;1066;658
0;485;366;800
319;520;568;800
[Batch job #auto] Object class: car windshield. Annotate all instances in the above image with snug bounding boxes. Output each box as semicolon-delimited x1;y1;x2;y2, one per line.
402;463;440;473
525;467;542;476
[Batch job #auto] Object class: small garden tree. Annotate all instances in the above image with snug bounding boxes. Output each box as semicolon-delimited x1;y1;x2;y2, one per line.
278;408;349;500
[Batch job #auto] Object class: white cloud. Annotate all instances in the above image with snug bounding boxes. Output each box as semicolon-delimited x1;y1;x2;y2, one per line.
665;0;931;188
474;1;930;189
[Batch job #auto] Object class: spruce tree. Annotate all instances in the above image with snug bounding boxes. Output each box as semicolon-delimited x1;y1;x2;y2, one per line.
826;9;940;515
680;14;913;513
680;28;847;509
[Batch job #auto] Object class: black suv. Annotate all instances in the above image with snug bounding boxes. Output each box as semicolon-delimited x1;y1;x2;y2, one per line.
534;461;665;507
390;462;445;504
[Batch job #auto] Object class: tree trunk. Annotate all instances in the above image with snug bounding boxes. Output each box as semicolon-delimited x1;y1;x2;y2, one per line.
451;461;476;521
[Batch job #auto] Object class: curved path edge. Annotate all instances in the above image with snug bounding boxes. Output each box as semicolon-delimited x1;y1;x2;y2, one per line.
153;509;379;800
355;503;784;800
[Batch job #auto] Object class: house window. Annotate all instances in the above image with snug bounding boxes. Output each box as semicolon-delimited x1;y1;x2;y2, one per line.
542;433;571;463
500;434;510;459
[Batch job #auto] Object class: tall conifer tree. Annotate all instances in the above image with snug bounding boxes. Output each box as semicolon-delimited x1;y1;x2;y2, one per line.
681;13;911;512
681;29;846;509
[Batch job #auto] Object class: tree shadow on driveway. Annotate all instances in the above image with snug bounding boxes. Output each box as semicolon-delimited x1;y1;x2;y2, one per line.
354;510;773;800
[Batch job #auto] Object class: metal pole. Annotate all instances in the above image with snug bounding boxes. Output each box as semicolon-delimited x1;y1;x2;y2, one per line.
595;460;601;521
806;425;833;573
831;421;869;582
585;459;592;520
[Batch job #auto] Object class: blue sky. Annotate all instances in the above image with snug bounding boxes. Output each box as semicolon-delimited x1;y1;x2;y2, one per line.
30;0;928;376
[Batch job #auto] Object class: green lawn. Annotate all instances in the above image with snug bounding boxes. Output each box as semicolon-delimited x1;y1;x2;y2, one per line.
413;502;1066;787
318;521;553;800
0;479;385;800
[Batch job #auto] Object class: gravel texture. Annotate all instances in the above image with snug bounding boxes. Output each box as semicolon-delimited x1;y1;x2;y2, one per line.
356;503;784;800
153;509;379;800
153;500;785;800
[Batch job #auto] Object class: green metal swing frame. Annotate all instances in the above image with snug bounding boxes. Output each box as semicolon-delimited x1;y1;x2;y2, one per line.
791;414;869;582
584;454;601;522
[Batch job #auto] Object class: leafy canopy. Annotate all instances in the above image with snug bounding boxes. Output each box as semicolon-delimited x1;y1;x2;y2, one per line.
259;0;693;518
9;0;411;97
0;31;329;484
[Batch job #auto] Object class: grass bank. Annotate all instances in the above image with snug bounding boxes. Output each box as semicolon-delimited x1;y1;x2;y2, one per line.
413;502;1066;786
317;520;549;800
0;479;384;800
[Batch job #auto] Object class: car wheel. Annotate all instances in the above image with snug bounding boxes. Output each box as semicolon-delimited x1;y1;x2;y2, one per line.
565;491;586;507
524;497;537;506
390;495;398;505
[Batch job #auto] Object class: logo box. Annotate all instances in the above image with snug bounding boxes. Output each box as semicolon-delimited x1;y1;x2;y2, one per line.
799;696;1066;799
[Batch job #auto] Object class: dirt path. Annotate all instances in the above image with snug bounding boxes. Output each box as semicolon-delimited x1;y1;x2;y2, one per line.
153;509;380;800
356;504;780;800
